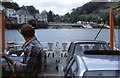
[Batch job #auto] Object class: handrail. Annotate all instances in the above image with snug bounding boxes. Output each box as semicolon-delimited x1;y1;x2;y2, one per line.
6;42;71;49
6;41;70;57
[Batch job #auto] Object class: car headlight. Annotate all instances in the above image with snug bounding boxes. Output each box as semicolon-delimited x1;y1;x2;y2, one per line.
83;70;119;78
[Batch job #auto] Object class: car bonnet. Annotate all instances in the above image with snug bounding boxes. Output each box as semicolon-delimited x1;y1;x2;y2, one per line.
80;55;120;71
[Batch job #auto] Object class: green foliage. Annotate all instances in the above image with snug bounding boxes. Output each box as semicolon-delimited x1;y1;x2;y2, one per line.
2;2;39;15
54;14;62;23
2;2;19;10
78;2;107;14
25;6;39;15
61;2;120;23
5;24;22;29
2;2;120;24
47;10;54;22
62;13;71;23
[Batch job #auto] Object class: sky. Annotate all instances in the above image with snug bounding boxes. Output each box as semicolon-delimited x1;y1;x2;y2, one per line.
12;0;92;15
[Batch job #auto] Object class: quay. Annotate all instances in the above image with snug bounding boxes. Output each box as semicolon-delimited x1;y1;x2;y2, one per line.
48;22;110;29
43;57;66;76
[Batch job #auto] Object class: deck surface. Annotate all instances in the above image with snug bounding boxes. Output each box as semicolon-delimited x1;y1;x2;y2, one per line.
39;57;66;77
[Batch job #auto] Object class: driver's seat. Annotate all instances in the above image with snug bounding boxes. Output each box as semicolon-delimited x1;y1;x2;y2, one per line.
75;45;83;53
84;45;89;51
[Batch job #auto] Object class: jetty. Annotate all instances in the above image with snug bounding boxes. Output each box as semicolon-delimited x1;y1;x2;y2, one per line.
48;22;111;29
48;22;92;28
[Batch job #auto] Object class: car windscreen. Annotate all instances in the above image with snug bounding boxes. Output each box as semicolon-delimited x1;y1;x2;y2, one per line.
74;43;111;54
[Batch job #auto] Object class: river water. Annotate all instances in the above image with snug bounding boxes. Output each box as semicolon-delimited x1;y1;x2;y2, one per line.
5;28;120;48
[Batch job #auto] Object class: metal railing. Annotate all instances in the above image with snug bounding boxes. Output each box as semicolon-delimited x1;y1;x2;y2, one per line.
6;41;71;58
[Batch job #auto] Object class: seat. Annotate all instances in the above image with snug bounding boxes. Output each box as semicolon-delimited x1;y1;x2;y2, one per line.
75;45;83;53
84;45;89;51
92;44;100;50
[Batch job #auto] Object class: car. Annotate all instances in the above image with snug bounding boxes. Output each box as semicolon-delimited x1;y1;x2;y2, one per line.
66;40;111;65
59;40;120;77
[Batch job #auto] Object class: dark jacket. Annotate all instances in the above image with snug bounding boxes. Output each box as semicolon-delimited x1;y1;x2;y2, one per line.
15;37;44;78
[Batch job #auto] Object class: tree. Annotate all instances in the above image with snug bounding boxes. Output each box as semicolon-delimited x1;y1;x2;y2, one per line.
25;6;39;15
118;14;120;26
62;13;71;23
54;14;62;23
47;10;54;22
11;2;19;10
2;2;19;10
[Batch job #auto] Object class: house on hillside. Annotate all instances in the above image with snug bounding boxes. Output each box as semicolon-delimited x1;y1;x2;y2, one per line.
4;8;18;24
14;8;34;24
35;11;48;22
0;4;5;10
111;0;120;2
5;8;16;18
40;11;48;22
91;0;109;2
34;11;48;28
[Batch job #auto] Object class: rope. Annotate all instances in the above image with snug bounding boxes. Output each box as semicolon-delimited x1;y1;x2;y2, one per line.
5;15;22;35
94;22;106;40
114;31;117;48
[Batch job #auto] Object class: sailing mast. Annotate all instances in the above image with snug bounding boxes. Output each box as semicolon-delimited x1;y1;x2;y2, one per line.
0;11;4;53
0;10;5;53
0;4;4;78
109;8;114;49
1;10;5;53
109;6;120;49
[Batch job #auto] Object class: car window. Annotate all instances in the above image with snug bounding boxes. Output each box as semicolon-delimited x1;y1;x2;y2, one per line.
75;44;83;54
75;43;110;52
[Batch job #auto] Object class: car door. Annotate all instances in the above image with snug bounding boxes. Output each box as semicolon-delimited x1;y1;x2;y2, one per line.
64;57;78;78
71;57;78;78
64;57;74;77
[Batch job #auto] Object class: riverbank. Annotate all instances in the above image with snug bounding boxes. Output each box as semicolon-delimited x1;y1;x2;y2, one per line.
5;23;117;29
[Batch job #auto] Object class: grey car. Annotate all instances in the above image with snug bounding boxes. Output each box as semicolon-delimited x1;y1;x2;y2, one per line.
59;40;120;78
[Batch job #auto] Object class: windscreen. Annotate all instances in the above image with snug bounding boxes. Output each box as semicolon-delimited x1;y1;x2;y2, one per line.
75;43;111;54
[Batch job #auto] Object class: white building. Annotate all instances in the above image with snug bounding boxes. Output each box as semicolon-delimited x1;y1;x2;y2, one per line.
35;11;48;22
35;13;41;21
91;0;109;2
14;9;34;24
40;11;48;22
110;0;120;2
0;4;5;10
5;8;16;18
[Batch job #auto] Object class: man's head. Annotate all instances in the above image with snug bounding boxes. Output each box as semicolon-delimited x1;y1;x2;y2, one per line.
21;24;35;38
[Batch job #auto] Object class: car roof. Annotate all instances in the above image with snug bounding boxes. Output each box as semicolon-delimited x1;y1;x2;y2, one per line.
72;40;107;44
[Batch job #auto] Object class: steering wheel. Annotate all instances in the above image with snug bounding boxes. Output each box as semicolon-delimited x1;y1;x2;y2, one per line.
2;54;14;78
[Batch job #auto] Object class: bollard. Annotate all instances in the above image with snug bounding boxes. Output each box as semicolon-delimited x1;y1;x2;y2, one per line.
48;43;53;51
6;42;15;51
61;53;63;57
52;53;54;57
48;52;50;57
62;43;67;51
64;53;67;57
55;42;60;57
